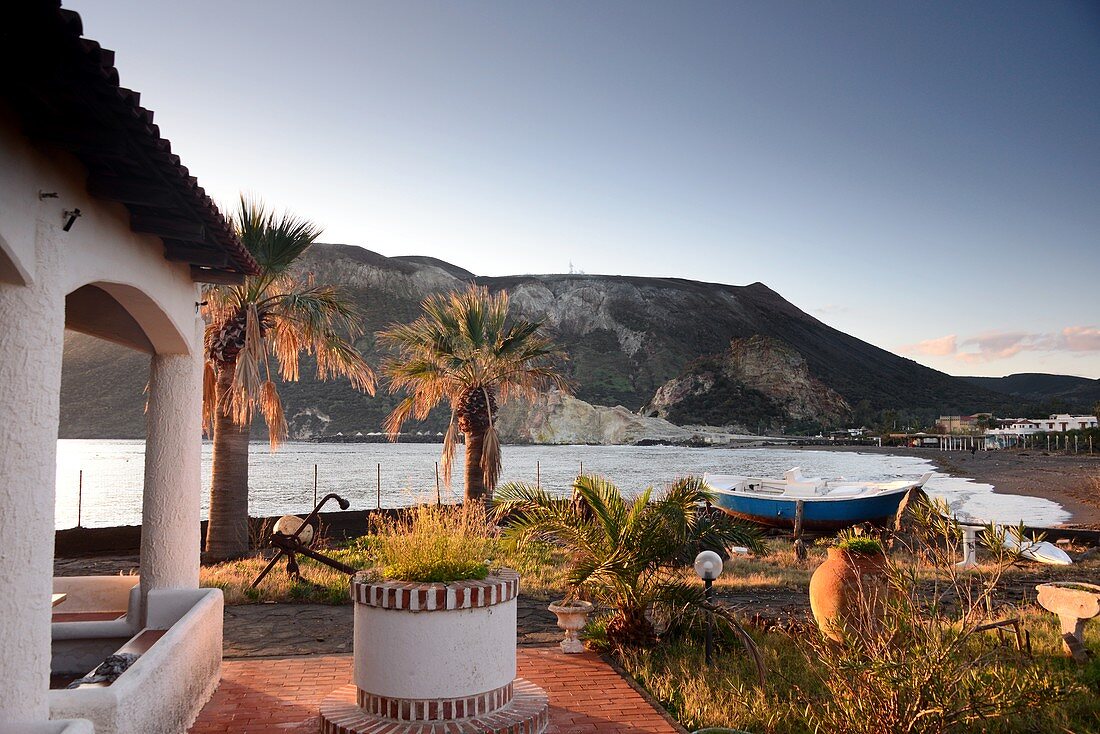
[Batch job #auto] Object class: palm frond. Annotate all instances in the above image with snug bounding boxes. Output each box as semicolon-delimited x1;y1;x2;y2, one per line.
201;360;217;437
440;414;460;486
258;380;288;448
235;194;323;274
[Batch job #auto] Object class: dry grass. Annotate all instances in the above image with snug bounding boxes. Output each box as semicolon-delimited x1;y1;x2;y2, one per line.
200;553;356;605
618;609;1100;734
361;503;497;582
201;511;572;604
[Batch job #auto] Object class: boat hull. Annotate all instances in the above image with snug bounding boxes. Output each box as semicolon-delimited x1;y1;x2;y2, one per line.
711;488;910;531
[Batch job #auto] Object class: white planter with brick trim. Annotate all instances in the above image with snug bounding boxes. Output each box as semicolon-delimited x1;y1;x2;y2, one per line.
353;571;517;700
321;569;549;734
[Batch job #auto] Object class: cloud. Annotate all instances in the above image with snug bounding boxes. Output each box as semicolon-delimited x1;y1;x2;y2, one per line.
814;304;849;316
1059;326;1100;352
956;331;1031;363
901;334;957;357
900;325;1100;365
955;326;1100;364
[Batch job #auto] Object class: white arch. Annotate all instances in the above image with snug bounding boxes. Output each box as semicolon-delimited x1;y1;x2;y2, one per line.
65;278;194;355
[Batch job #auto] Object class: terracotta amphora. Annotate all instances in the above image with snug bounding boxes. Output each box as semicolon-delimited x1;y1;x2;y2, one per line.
809;546;890;642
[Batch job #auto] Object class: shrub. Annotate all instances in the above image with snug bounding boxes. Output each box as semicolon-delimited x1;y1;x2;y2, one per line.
794;498;1078;734
834;536;882;555
363;504;497;583
495;474;762;648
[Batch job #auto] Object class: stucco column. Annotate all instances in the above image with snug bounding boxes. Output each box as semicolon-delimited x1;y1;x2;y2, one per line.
0;239;64;722
139;320;202;597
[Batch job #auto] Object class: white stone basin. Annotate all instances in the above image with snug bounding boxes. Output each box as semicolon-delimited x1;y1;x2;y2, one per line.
1036;582;1100;661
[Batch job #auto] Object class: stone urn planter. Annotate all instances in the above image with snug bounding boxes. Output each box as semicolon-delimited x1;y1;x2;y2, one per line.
809;545;890;642
320;569;549;733
1036;581;1100;663
548;599;594;653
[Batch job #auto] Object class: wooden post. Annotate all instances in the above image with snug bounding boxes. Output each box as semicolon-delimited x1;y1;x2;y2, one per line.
313;464;318;508
793;499;807;561
377;463;381;510
435;462;441;506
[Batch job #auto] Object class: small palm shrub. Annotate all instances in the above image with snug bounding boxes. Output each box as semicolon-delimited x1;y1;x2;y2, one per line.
494;474;763;648
360;504;497;583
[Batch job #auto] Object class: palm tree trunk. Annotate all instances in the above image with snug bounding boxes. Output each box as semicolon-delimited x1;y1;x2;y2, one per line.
463;428;488;505
607;605;657;648
204;361;251;561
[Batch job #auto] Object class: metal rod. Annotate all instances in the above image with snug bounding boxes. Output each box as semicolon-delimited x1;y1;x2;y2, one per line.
313;464;318;507
250;493;350;588
536;460;540;490
77;469;83;528
377;463;381;510
435;462;441;506
704;577;714;665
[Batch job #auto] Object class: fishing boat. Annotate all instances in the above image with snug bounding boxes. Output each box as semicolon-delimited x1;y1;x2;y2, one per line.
703;468;934;530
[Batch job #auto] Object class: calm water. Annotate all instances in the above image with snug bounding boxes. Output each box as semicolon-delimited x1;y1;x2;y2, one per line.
54;440;1070;529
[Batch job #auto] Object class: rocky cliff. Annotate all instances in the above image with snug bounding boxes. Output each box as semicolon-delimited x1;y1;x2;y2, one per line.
59;243;1022;441
496;390;731;445
643;336;851;432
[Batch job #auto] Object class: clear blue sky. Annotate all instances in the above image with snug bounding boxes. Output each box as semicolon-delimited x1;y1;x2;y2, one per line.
67;0;1100;379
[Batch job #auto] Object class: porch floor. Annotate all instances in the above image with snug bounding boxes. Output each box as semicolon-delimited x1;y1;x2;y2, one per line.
188;648;683;734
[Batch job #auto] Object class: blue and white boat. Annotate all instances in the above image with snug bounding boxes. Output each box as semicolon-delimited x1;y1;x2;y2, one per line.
703;468;934;531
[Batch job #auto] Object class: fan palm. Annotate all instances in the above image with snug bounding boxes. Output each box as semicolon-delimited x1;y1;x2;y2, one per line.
376;284;568;504
494;474;763;648
202;196;375;561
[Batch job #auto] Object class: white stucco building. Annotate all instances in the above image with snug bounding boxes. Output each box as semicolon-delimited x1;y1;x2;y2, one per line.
1;3;258;732
988;414;1098;437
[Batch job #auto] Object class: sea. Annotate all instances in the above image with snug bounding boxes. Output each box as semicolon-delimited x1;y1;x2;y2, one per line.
54;440;1071;530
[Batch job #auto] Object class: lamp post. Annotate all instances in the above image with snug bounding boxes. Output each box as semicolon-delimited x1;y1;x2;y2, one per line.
694;550;724;665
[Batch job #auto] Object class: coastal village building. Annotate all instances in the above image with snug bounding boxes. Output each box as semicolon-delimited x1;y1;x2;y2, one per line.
0;3;257;732
989;414;1098;437
938;413;1097;437
934;413;992;435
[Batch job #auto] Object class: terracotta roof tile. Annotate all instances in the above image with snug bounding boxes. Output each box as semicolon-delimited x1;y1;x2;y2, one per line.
0;1;259;277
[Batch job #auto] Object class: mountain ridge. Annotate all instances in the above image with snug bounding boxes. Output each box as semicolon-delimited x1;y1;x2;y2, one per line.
60;243;1041;440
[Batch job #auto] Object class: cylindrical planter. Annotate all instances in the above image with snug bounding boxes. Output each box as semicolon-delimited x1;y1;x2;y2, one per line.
809;547;889;642
320;569;549;734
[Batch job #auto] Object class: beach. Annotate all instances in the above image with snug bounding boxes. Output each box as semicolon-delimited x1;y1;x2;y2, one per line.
790;445;1100;528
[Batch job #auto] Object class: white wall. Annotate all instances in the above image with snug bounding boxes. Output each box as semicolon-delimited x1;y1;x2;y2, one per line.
50;589;224;734
0;108;205;727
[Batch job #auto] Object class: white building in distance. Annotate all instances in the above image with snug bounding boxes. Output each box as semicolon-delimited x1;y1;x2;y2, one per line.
989;414;1098;437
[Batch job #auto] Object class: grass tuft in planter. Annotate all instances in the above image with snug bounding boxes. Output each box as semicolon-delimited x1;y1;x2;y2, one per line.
361;504;497;583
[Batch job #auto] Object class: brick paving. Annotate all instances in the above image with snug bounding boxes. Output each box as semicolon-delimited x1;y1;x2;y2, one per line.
189;649;684;734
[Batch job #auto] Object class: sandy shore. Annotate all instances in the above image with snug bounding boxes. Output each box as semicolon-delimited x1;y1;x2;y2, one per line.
788;445;1100;528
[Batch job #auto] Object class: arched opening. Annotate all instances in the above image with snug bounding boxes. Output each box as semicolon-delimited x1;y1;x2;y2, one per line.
52;279;206;695
64;281;191;355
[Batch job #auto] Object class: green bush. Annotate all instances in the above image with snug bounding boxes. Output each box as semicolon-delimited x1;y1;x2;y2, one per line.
834;536;882;554
363;504;495;583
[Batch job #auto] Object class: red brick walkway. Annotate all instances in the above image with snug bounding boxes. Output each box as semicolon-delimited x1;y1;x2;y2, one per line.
189;648;683;734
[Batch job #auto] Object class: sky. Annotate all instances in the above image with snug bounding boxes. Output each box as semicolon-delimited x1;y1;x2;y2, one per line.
67;0;1100;379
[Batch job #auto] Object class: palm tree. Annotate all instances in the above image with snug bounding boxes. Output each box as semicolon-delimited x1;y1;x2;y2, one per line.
202;196;375;561
376;284;568;504
494;475;763;648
